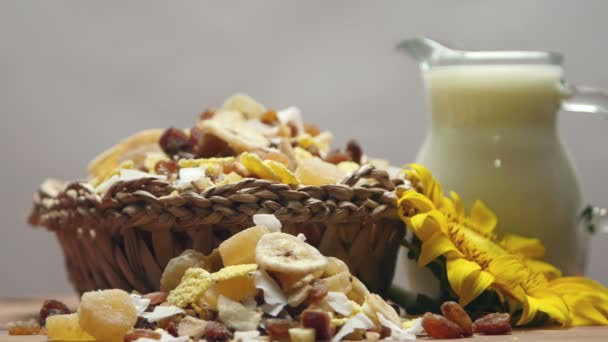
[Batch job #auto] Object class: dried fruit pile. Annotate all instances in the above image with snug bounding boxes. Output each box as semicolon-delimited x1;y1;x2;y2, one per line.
10;213;513;341
87;93;392;195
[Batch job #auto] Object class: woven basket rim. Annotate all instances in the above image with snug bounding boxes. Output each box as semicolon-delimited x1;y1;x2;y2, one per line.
29;165;405;235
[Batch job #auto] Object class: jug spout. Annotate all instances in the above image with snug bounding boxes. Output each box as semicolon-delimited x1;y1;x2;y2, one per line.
397;38;453;69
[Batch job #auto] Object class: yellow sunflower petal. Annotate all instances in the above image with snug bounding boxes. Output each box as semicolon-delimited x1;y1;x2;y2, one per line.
460;269;495;307
450;191;465;218
397;190;436;214
565;293;608;326
410;210;448;241
468;200;497;235
548;277;608;326
500;234;546;259
488;255;530;289
525;259;562;281
418;232;460;267
446;258;482;297
519;288;571;326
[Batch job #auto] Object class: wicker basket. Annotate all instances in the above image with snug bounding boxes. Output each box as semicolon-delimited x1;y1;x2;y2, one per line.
29;165;405;295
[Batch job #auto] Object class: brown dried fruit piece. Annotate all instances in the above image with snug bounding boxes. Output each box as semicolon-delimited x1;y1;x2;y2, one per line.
307;280;329;302
301;310;333;340
473;313;512;335
123;329;161;342
8;326;41;336
441;301;473;337
346;139;363;164
203;321;233;342
134;316;157;330
160;127;192;156
422;312;463;339
39;299;71;326
266;318;297;340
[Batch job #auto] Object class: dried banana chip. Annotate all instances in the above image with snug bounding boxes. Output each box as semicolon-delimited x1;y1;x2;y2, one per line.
220;93;267;119
199;111;270;153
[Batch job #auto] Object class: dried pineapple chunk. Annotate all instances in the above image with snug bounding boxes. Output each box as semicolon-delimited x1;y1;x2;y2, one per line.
201;273;257;310
46;314;94;341
78;289;137;341
219;226;270;266
295;157;346;186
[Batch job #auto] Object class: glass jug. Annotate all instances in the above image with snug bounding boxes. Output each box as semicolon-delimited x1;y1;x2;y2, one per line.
394;38;608;298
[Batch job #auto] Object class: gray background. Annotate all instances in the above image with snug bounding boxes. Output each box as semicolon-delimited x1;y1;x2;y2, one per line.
1;1;607;297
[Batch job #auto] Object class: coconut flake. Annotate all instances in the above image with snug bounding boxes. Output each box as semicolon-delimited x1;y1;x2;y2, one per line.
325;292;355;316
234;330;262;342
140;305;185;322
120;169;167;182
252;214;282;232
277;107;304;134
175;166;206;189
253;269;287;316
130;294;151;315
331;313;375;342
296;233;307;242
242;295;258;310
404;317;425;335
95;175;120;193
377;313;416;340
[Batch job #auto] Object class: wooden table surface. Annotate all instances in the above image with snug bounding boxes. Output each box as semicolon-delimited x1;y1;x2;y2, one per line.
1;296;607;341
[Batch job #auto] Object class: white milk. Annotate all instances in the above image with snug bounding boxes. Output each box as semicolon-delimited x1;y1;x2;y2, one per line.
395;65;587;297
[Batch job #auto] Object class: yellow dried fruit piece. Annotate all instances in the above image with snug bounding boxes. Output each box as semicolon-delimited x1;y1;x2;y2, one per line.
264;160;300;185
220;93;267;119
323;271;352;293
295;157;346;186
324;257;350;277
46;314;95;341
201;273;257;310
168;264;257;308
211;264;258;282
241;152;279;181
78;289;138;342
160;249;210;292
178;157;236;168
219;226;270;266
217;171;243;186
88;129;164;179
293;147;314;161
337;161;360;174
167;268;213;308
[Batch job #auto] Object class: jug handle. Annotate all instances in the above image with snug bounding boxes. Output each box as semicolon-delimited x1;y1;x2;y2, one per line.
561;84;608;119
581;205;608;235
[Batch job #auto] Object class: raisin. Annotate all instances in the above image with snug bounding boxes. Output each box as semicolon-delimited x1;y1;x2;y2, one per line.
265;318;296;340
142;292;168;306
441;301;473;337
422;312;463;339
155;160;178;176
203;321;232;342
123;329;161;341
39;299;71;326
260;111;279;125
307;281;329;302
287;122;299;136
346;139;363;164
165;320;179;337
301;310;333;340
134;316;157;330
473;313;512;335
304;123;320;137
190;126;232;158
324;150;351;164
160;127;192;156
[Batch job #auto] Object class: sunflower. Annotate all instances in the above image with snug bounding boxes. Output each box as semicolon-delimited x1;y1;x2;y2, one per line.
397;164;608;326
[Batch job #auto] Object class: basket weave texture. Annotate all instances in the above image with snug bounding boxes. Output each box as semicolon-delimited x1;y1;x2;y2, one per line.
29;165;405;295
